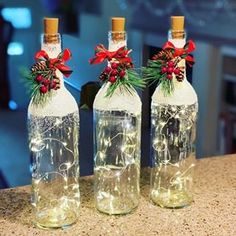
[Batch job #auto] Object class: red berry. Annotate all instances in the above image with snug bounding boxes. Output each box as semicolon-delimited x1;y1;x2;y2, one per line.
161;67;167;74
174;68;180;75
119;70;126;78
111;62;118;69
111;69;118;76
109;76;117;83
167;61;174;67
167;67;174;74
40;85;48;94
104;66;112;74
167;74;173;80
50;82;57;89
35;75;44;83
43;79;50;86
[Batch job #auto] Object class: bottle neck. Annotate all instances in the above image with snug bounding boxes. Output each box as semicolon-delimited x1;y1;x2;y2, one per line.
108;31;127;51
41;33;61;58
107;31;127;88
168;29;187;85
168;30;186;48
41;33;64;88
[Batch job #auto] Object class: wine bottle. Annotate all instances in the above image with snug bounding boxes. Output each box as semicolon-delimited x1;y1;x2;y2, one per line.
28;18;80;228
93;17;142;215
150;16;198;208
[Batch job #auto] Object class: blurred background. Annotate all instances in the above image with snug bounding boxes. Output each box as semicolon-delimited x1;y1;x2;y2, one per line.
0;0;236;188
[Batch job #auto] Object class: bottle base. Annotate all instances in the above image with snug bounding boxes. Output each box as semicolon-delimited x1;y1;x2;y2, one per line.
34;199;79;229
151;189;193;209
96;198;139;215
34;208;78;229
35;220;76;230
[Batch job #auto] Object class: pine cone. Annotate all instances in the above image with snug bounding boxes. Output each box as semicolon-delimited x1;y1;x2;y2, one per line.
153;49;173;61
53;76;61;89
31;61;47;73
176;74;184;82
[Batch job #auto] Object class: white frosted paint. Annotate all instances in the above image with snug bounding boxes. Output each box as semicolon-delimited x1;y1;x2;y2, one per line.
108;40;127;51
93;82;142;115
152;79;198;106
169;38;186;48
152;38;198;106
28;40;78;117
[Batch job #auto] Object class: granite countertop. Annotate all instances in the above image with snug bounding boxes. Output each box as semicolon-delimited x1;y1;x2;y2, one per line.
0;155;236;236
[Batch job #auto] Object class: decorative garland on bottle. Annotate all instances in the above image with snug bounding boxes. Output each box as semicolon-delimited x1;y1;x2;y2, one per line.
89;44;145;97
24;48;73;106
143;40;196;95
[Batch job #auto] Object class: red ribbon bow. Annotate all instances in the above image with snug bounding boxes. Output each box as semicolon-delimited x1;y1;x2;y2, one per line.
163;39;196;66
89;44;132;65
35;48;73;77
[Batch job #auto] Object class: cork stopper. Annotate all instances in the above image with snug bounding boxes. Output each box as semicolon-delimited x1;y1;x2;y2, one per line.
44;17;58;34
43;17;59;43
111;17;125;32
171;16;185;39
111;17;125;41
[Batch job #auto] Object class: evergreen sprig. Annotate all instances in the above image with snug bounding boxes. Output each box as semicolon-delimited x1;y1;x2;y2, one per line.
20;68;54;107
142;59;174;96
106;69;146;97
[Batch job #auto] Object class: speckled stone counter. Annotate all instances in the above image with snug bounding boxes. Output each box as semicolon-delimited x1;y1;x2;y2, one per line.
0;155;236;236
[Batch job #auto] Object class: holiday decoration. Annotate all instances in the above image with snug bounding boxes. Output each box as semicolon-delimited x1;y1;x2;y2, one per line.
92;17;142;215
143;39;196;95
90;44;145;97
28;18;80;229
148;16;198;208
25;48;72;105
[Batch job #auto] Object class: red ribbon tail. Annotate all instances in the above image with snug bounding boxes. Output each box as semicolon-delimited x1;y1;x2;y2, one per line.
186;55;195;66
62;70;73;78
56;64;73;77
62;48;72;61
89;56;105;65
183;40;196;54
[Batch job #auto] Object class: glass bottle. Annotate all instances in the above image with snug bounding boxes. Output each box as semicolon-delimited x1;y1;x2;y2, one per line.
28;18;80;228
93;24;142;215
150;17;198;208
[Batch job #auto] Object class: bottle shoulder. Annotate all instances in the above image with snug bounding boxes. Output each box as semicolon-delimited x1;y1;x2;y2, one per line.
28;88;79;117
152;80;198;106
93;83;142;115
